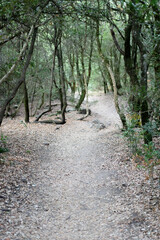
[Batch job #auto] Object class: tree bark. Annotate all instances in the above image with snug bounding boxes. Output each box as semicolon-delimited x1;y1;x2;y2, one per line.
152;4;160;90
49;45;57;111
124;20;140;112
107;65;127;129
75;24;94;110
113;49;122;94
99;63;109;93
68;53;76;98
23;81;30;123
0;27;37;126
57;44;67;124
96;19;127;129
134;24;152;143
0;26;34;85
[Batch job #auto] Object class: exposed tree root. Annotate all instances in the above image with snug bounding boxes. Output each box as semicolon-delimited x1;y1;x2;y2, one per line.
34;109;51;122
34;119;65;125
77;113;90;121
77;109;91;121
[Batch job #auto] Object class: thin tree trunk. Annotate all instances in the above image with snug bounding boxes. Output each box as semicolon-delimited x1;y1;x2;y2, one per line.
75;88;86;111
57;44;67;124
49;46;57;111
0;27;37;126
12;97;24;118
134;25;152;143
152;5;160;122
23;81;30;123
75;54;85;110
152;4;160;90
75;24;94;110
113;50;122;94
38;89;45;110
96;19;127;129
107;65;127;129
68;53;76;98
78;73;90;120
0;26;34;85
99;64;109;93
124;21;140;112
30;81;37;116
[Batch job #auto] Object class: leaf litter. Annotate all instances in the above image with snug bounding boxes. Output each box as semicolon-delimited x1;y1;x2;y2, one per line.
0;93;159;240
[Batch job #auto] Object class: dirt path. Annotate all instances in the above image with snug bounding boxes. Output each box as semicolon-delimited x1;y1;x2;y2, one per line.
0;93;159;240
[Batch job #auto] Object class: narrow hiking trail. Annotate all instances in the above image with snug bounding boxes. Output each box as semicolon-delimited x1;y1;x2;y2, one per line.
0;93;159;240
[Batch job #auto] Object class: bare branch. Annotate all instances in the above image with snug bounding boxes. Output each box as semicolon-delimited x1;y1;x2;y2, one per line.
0;31;21;46
110;28;125;55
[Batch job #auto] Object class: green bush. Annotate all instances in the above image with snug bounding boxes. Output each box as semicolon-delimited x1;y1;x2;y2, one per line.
123;121;160;178
0;133;8;153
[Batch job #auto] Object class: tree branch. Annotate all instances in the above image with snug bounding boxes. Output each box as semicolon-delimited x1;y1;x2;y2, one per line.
110;28;125;55
0;26;34;86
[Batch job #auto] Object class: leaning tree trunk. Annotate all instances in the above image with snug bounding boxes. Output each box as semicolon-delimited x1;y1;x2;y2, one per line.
96;19;127;129
75;24;94;110
107;65;127;129
0;27;37;126
75;88;86;111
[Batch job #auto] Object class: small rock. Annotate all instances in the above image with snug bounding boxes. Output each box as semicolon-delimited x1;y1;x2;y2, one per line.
122;183;127;187
91;119;106;130
21;178;27;183
44;142;49;146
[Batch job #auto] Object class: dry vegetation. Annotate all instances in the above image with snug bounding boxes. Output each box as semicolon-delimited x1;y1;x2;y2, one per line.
0;94;159;240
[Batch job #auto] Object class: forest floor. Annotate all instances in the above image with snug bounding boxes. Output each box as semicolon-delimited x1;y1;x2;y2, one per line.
0;92;159;240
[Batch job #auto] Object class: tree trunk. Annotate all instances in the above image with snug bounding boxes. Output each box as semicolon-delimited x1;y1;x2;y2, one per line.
75;23;94;110
113;50;122;94
124;21;140;112
75;51;85;110
99;64;109;93
75;88;86;110
152;5;160;122
152;4;160;91
57;44;67;124
49;45;57;111
96;19;127;129
134;25;152;143
0;27;37;126
0;25;34;85
30;81;37;116
68;53;76;99
23;81;30;123
107;65;127;129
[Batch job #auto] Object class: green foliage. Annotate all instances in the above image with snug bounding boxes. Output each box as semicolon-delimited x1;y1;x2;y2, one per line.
123;123;143;153
0;133;7;145
124;120;160;176
0;147;8;153
0;133;8;153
